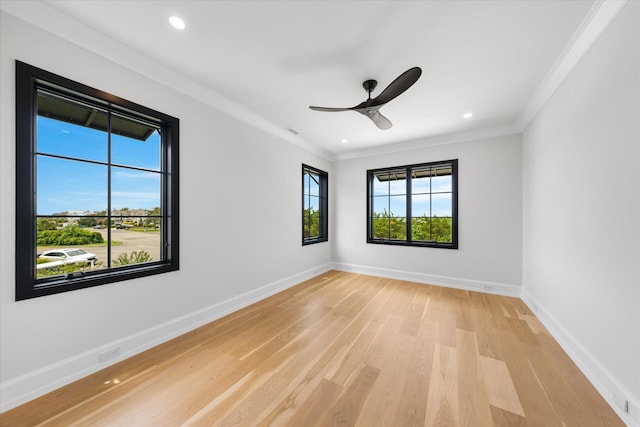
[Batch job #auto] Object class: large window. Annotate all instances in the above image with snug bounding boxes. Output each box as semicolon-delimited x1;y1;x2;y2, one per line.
302;164;328;245
15;61;179;300
367;159;457;248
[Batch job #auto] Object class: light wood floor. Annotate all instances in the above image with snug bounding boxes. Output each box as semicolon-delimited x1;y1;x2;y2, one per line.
1;271;624;426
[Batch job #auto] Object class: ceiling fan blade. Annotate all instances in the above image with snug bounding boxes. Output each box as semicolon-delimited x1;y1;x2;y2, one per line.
371;66;422;106
356;107;392;130
309;106;353;112
369;110;392;130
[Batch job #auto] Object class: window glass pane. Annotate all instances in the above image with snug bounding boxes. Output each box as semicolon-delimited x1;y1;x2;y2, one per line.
389;195;406;217
432;193;452;217
304;212;320;239
432;174;452;193
37;92;108;163
432;217;453;243
36;243;103;279
372;174;389;196
303;171;311;195
111;167;160;212
112;217;162;265
411;194;431;217
388;178;406;195
308;172;320;196
372;196;389;216
112;114;161;171
412;175;430;194
37;156;107;215
372;216;390;239
308;195;320;211
411;217;431;241
389;217;407;240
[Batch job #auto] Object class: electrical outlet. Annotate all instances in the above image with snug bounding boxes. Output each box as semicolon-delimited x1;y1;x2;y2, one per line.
99;346;121;362
613;393;629;413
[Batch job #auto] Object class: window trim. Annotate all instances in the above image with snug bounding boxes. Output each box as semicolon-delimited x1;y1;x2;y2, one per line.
366;159;458;249
15;60;179;301
302;164;328;245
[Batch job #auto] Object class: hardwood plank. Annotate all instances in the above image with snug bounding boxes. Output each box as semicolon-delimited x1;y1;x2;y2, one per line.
0;272;625;427
282;379;342;427
322;364;380;427
392;318;435;426
490;406;529;427
355;331;414;426
456;329;492;427
424;343;459;427
478;355;525;417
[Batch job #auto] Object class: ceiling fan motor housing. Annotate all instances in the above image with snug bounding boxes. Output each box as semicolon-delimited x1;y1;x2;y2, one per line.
363;79;378;94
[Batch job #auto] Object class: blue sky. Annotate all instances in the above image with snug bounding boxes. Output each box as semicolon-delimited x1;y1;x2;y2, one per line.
37;116;161;215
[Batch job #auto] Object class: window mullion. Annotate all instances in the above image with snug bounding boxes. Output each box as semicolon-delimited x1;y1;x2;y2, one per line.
107;110;112;268
406;166;412;242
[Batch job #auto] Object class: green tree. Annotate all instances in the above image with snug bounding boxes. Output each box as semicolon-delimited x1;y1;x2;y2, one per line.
303;207;320;238
37;225;104;246
372;210;406;240
37;218;57;232
113;250;152;266
374;212;452;243
431;217;452;242
411;215;452;242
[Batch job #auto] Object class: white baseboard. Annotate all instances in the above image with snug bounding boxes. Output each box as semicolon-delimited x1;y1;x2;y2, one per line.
521;290;639;427
331;262;521;297
0;263;334;413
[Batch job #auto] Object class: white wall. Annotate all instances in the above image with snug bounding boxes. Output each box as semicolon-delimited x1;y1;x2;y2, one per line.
0;11;331;411
522;1;640;424
333;134;522;295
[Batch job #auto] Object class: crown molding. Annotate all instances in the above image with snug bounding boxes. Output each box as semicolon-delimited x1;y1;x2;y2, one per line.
516;0;628;131
334;124;521;162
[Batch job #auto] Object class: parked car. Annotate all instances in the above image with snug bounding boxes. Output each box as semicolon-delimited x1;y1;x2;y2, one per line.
38;248;97;264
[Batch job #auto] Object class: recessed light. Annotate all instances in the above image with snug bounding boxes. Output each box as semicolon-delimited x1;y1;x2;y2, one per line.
341;138;349;144
169;16;186;30
463;112;473;119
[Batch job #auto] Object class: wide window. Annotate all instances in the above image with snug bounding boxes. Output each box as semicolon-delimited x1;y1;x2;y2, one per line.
15;61;179;300
302;164;328;245
367;159;457;248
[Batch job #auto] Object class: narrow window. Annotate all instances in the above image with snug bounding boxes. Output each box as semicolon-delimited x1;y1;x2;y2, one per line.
302;164;328;245
367;160;457;248
15;61;179;300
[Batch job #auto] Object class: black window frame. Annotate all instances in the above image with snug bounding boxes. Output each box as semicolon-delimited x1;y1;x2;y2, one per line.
302;164;328;245
367;159;458;249
15;61;179;301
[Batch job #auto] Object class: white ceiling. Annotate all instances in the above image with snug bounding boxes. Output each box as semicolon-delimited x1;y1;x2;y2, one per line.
1;1;622;160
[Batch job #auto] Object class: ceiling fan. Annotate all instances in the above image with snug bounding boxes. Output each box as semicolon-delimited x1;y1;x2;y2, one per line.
309;66;422;130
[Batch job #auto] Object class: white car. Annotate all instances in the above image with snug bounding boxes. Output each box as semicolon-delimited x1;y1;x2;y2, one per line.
38;248;97;265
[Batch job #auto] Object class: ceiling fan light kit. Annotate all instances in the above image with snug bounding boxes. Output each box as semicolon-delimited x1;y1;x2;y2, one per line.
309;67;422;130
